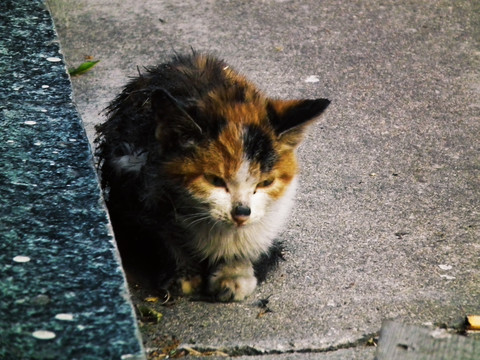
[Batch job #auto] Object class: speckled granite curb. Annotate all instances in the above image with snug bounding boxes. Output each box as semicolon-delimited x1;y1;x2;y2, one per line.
0;1;145;359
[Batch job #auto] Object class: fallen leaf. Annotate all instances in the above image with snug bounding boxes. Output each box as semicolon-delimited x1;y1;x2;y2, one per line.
182;347;228;357
182;347;202;357
137;304;163;323
145;296;159;303
68;60;100;76
256;295;273;318
466;315;480;331
256;308;273;319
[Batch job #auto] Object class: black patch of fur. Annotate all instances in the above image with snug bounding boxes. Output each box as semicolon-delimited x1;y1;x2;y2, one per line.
189;107;228;142
95;53;236;182
243;124;278;173
149;88;228;157
253;240;285;283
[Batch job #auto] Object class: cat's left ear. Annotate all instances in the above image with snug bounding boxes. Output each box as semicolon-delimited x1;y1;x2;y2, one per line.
267;98;330;148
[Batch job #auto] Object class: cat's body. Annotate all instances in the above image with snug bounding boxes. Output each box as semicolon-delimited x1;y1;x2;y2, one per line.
95;53;329;301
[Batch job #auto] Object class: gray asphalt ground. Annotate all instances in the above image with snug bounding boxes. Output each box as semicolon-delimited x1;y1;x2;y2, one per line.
48;0;480;358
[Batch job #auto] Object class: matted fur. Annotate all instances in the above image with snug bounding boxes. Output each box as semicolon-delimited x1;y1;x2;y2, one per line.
95;53;330;301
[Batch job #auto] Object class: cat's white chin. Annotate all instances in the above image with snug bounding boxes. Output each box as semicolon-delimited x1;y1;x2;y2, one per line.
192;177;298;264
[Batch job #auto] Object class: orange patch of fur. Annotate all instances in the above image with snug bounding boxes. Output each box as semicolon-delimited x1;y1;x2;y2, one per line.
262;150;297;200
164;121;298;203
163;77;300;202
163;122;244;196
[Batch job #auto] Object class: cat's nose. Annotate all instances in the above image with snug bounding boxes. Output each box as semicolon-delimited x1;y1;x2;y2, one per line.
232;205;251;226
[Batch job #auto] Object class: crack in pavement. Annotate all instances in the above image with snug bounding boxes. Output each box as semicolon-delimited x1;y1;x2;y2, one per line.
179;332;379;357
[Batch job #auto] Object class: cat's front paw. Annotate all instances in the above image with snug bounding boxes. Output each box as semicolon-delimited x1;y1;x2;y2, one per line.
208;262;257;302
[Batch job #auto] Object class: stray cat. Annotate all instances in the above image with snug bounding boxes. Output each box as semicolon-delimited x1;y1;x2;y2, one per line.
95;53;330;302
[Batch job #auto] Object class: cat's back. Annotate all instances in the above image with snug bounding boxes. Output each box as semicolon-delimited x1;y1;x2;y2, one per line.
97;53;252;145
111;54;246;113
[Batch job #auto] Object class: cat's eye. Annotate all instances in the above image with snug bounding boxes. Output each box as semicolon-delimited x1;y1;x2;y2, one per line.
257;178;274;188
204;174;227;188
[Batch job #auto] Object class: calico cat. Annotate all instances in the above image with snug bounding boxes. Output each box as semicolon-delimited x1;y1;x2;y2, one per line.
95;53;330;302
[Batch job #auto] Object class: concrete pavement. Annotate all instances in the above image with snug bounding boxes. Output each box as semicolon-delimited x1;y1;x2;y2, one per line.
48;0;480;357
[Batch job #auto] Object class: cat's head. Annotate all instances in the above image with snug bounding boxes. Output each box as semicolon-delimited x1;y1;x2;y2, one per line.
152;88;330;228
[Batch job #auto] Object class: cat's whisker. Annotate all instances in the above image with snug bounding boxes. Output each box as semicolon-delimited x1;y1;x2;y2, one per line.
173;206;208;223
185;218;210;228
208;219;222;237
180;212;213;228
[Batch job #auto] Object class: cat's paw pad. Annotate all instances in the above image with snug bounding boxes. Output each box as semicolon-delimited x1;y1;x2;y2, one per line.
209;263;257;302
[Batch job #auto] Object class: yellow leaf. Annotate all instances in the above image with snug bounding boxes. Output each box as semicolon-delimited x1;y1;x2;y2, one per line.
467;315;480;330
137;305;163;323
145;297;159;303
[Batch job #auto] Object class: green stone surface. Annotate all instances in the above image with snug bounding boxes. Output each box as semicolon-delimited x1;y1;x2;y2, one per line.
0;1;145;359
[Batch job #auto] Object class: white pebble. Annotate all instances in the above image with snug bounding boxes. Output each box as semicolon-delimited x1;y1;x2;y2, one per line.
13;256;31;263
46;57;62;63
122;354;140;360
42;85;50;89
438;264;452;270
304;75;320;83
440;274;456;280
24;120;37;125
32;330;56;340
55;313;74;321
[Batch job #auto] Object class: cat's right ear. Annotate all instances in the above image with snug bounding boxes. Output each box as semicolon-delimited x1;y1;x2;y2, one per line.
151;88;203;140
